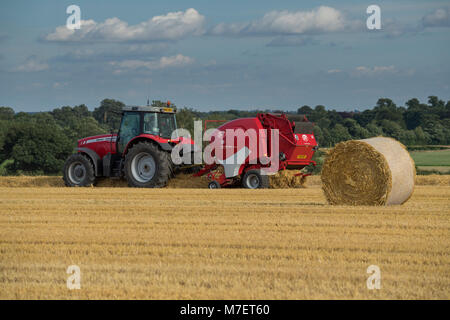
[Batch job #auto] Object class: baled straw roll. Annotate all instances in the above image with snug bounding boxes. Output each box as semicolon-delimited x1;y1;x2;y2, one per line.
321;137;415;206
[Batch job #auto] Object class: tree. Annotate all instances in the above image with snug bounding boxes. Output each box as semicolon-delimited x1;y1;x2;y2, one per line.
343;118;370;139
404;98;428;130
52;105;91;123
413;126;429;145
317;118;331;130
320;127;333;147
176;108;196;136
405;108;424;130
314;105;326;113
0;107;14;120
398;129;417;146
330;124;352;144
376;98;397;109
52;105;106;142
327;110;344;127
13;112;33;122
374;98;404;125
366;122;383;137
428;96;445;108
0;120;9;161
424;122;447;144
309;105;326;122
380;119;402;139
3;122;72;174
405;98;420;109
73;104;91;117
62;116;107;142
93;99;125;131
297;105;313;115
312;125;324;146
354;109;374;127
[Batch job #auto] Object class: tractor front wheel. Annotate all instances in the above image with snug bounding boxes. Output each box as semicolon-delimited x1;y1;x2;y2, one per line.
124;142;170;188
63;153;96;187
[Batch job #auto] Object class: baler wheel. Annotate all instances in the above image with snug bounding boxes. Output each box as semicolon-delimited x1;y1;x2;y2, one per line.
208;181;221;189
124;142;170;188
63;153;96;187
242;169;269;189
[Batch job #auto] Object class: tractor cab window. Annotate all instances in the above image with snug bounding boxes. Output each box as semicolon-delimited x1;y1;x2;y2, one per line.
118;112;140;153
143;113;160;136
159;113;176;139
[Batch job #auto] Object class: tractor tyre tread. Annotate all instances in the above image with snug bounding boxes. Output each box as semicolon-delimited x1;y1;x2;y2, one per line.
124;141;170;188
165;152;175;178
63;153;96;187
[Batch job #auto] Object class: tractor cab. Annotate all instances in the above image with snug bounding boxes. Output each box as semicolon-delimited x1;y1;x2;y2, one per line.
117;104;178;153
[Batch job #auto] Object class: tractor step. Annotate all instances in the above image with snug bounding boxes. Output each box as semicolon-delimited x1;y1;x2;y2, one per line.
111;160;122;177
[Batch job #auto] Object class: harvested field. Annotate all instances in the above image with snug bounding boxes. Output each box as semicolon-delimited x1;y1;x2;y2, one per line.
0;174;449;188
0;177;449;299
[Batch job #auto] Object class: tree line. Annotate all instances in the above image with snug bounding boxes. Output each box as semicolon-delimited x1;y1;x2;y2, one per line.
0;96;449;175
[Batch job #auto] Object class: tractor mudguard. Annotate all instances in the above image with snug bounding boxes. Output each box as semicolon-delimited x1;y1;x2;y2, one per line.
158;142;172;151
76;147;102;176
124;135;173;155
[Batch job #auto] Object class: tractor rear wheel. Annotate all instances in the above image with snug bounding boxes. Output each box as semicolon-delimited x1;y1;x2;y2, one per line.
165;152;175;178
124;141;170;188
242;169;269;189
63;153;96;187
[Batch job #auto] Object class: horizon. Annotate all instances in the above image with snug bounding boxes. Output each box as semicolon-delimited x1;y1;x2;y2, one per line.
7;94;444;114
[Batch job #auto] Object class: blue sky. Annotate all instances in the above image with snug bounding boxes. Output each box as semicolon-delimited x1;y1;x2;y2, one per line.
0;0;449;112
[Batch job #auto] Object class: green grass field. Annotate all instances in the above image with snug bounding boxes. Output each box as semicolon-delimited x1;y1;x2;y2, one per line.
410;149;450;167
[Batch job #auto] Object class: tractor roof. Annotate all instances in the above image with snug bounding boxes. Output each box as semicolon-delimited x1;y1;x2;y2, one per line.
123;105;176;114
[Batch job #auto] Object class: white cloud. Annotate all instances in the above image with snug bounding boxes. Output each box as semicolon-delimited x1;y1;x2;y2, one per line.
376;7;450;39
328;66;415;78
210;6;359;36
354;65;397;76
382;19;410;38
110;54;194;73
13;57;49;72
55;43;169;62
31;82;45;88
53;82;68;88
45;8;205;42
267;35;316;47
422;7;450;28
327;69;342;74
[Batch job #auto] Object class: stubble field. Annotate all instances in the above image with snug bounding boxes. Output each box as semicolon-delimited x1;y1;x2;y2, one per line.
0;175;449;299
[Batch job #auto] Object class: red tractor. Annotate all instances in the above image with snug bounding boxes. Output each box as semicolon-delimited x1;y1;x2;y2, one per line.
63;103;195;188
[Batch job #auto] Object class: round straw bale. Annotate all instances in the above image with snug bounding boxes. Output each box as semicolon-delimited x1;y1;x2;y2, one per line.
321;137;415;205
